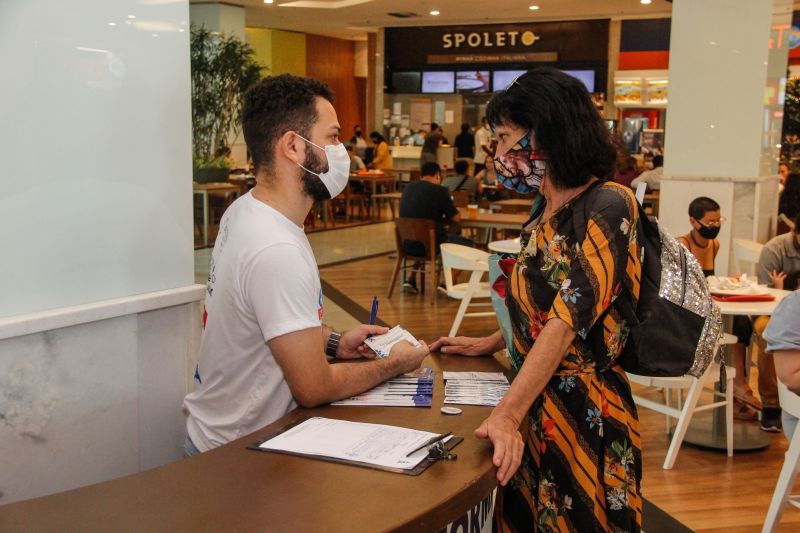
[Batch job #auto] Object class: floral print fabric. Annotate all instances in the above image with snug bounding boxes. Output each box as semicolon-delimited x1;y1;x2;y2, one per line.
498;181;643;533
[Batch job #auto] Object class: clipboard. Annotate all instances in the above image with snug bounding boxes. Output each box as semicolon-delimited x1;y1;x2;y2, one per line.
247;417;464;476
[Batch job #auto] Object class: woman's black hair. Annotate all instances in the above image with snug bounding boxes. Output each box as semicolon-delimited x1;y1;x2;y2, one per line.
780;173;800;219
486;67;616;188
370;131;385;143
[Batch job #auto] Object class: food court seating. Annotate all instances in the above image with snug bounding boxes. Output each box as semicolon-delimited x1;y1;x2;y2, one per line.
387;218;440;302
439;244;494;336
627;333;737;469
762;381;800;532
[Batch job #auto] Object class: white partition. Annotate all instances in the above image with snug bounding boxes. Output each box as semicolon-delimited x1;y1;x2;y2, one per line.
0;0;194;318
0;0;203;505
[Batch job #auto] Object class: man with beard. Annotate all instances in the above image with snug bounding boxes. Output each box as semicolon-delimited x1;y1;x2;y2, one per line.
183;75;429;454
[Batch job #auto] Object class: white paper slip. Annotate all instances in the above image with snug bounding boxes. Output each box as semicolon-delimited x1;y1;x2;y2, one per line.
443;371;509;383
363;325;421;358
258;417;440;470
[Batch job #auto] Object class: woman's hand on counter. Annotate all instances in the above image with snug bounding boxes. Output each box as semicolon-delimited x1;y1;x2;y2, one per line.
429;330;505;356
474;410;524;486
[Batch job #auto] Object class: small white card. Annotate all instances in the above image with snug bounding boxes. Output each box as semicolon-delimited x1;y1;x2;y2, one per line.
364;325;421;358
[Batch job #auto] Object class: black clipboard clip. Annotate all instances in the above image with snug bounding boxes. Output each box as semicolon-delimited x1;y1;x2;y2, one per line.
427;440;458;462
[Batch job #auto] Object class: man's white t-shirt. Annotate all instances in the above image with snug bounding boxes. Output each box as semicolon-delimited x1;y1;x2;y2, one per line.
474;126;492;165
184;191;323;452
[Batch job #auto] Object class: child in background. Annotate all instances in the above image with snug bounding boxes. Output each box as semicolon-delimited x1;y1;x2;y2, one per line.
677;197;762;422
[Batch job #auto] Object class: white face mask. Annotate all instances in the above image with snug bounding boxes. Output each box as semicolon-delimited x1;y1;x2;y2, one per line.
296;135;350;199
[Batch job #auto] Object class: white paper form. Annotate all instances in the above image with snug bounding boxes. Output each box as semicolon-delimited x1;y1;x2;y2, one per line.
258;417;439;470
363;325;421;358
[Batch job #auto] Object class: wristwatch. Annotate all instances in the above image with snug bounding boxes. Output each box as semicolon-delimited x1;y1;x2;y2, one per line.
326;330;342;357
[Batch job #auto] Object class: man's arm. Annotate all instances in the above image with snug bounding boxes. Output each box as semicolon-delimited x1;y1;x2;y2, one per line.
269;327;429;407
774;350;800;394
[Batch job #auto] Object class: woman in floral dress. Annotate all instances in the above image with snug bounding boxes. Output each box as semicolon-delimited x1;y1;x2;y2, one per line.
431;68;643;532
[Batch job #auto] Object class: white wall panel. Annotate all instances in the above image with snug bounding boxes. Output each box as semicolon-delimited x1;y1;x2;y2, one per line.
0;0;193;318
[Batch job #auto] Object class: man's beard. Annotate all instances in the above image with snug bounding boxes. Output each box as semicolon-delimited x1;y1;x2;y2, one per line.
301;148;331;201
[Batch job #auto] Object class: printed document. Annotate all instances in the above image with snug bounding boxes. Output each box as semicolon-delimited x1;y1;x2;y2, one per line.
363;325;421;358
258;417;440;470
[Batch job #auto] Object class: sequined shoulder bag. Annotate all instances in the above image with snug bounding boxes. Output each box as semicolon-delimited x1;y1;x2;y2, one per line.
574;182;723;379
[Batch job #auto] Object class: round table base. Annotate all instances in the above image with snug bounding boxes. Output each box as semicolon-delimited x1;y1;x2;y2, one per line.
680;411;771;451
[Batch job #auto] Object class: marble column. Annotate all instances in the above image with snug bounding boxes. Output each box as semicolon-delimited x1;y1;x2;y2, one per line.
660;0;791;275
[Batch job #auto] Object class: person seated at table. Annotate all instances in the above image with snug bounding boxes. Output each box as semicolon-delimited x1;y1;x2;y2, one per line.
676;196;761;421
420;127;443;167
751;213;800;431
346;143;365;172
404;129;426;146
183;74;428;455
349;125;367;159
442;160;478;202
631;154;663;191
399;162;471;293
765;291;800;439
368;131;392;170
613;154;640;188
476;155;510;202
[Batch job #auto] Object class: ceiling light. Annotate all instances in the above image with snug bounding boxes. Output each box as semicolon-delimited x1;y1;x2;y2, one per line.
529;5;539;10
640;0;652;4
108;22;117;26
264;0;274;3
430;10;440;16
128;14;136;19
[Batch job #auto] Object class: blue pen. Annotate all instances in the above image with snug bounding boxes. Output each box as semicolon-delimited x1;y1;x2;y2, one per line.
369;296;379;326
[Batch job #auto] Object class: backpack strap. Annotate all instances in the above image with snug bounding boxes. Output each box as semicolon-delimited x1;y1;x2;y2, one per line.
455;174;470;191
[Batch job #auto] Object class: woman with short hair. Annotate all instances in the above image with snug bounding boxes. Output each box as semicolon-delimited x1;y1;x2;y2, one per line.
432;67;643;532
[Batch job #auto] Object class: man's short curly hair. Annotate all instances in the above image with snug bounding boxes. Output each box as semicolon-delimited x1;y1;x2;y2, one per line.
242;74;334;175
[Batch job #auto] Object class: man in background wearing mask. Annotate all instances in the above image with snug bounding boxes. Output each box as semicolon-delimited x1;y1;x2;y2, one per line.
183;75;429;455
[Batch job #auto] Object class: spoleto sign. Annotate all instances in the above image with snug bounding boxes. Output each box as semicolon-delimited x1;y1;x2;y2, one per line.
442;30;541;49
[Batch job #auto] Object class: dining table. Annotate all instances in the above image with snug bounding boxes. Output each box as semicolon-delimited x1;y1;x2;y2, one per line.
349;171;398;220
193;182;240;248
457;207;528;244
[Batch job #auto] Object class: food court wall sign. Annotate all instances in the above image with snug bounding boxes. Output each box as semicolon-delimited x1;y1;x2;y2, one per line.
386;20;609;67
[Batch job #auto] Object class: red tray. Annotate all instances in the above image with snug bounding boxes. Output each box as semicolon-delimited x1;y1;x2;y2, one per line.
711;294;775;302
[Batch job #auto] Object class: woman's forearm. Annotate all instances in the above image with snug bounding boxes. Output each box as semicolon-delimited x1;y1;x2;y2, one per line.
494;319;575;425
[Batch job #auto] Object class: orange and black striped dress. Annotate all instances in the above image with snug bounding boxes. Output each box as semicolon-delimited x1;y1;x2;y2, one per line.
500;181;643;532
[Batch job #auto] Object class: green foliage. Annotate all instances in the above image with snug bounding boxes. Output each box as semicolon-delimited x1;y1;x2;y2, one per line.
191;25;264;164
192;156;232;170
784;78;800;137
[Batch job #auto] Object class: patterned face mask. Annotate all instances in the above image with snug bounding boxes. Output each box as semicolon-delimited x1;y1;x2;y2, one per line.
493;129;547;194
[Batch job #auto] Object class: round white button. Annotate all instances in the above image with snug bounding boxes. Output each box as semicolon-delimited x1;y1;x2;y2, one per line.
441;406;462;415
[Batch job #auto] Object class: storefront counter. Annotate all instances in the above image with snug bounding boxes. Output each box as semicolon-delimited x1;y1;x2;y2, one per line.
0;353;504;532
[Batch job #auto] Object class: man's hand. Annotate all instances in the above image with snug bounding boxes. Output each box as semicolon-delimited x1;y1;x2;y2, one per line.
430;332;502;356
337;325;390;359
474;411;524;486
387;340;430;373
770;270;787;290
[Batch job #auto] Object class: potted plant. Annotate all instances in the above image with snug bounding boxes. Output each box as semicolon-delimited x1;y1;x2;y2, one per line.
191;25;263;183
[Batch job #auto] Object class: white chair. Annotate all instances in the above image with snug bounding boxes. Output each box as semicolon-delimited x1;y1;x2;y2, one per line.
762;381;800;532
439;243;495;337
732;238;764;276
627;333;738;470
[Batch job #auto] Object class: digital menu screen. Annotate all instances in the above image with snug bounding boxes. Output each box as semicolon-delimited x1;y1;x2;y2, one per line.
456;71;490;93
561;69;596;92
391;72;421;93
491;70;526;92
421;71;455;94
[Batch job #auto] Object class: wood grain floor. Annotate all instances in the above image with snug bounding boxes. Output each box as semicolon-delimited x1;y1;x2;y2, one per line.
321;254;800;533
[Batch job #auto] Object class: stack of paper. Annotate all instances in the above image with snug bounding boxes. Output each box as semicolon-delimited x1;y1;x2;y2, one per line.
443;371;510;407
363;325;421;358
332;367;434;407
